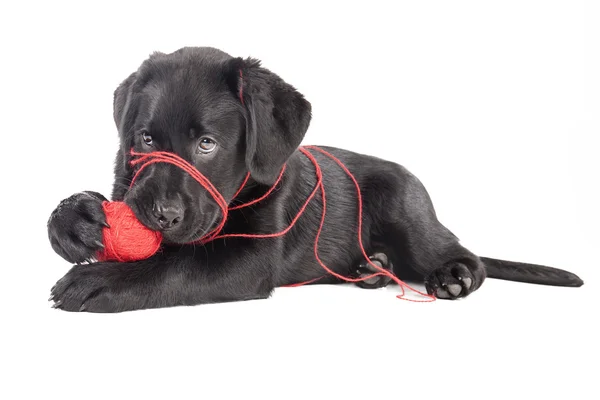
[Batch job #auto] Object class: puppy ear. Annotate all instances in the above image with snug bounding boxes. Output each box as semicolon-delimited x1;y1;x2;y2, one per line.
113;52;165;131
113;71;138;132
227;58;312;185
111;72;138;200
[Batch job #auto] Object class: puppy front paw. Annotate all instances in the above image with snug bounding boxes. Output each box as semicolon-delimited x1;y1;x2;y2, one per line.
50;263;133;313
47;191;108;263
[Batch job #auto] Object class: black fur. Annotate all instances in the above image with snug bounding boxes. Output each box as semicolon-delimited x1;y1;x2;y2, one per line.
47;47;583;312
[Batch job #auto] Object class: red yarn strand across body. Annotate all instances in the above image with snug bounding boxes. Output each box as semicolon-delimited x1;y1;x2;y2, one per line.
129;147;435;302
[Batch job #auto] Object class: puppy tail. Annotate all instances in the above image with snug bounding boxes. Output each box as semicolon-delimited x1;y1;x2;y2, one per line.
481;257;584;287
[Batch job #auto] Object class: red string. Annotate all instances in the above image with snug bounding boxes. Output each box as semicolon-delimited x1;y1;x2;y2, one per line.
208;162;319;242
283;276;324;287
230;172;251;202
229;166;286;211
128;146;435;302
303;146;435;302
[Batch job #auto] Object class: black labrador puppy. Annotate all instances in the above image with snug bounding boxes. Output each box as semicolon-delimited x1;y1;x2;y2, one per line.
48;47;583;312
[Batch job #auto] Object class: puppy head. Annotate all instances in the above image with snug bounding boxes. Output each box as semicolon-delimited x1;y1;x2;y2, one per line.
112;47;311;243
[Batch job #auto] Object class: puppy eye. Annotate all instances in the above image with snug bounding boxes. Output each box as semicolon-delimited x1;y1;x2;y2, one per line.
141;131;153;145
198;137;217;154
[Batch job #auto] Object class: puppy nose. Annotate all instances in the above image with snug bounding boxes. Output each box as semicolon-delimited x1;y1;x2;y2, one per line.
154;202;184;230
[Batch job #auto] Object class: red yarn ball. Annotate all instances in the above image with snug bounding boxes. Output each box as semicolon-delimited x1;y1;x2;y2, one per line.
97;201;163;262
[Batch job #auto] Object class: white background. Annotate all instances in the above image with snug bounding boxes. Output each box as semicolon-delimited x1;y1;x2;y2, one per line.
1;1;598;399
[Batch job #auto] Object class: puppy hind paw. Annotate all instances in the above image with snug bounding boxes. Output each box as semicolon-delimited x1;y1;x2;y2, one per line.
425;261;482;300
354;252;393;289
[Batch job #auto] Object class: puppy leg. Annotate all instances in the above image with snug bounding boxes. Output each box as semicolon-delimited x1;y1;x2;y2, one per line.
383;172;487;300
393;230;485;300
50;246;275;313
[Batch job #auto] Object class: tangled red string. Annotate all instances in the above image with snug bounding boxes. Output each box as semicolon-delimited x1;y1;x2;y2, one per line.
129;146;435;302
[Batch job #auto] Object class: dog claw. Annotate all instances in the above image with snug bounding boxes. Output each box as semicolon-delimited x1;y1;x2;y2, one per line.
102;221;110;228
52;300;62;308
79;304;87;312
48;296;54;302
94;240;105;249
426;284;437;295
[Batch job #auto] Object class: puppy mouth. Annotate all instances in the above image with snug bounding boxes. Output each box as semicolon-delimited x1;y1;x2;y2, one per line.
124;197;161;231
124;191;223;244
147;209;221;245
169;212;221;244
